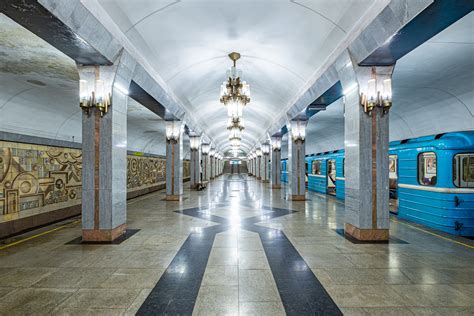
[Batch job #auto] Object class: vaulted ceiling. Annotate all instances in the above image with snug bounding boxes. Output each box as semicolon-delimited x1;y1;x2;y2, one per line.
96;0;378;152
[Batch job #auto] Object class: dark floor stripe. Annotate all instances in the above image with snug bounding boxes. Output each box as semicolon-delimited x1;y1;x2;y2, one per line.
137;175;342;315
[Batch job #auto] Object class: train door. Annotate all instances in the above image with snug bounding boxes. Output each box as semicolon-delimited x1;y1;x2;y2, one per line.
327;159;336;195
389;155;398;213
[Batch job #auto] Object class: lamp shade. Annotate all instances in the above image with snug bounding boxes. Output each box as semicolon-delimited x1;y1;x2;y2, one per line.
290;119;307;141
271;136;282;150
209;148;216;156
201;143;210;155
256;148;262;156
262;143;270;155
190;135;201;150
165;120;182;141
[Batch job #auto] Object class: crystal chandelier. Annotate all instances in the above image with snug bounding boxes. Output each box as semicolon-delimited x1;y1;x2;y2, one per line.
220;52;250;118
227;117;245;139
229;135;241;148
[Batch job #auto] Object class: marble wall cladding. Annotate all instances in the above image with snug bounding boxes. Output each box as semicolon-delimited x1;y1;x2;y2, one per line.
0;140;191;224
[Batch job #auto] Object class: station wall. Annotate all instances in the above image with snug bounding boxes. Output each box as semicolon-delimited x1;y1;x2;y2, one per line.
0;140;190;239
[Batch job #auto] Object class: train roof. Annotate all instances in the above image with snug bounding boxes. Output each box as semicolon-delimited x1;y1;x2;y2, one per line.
389;131;474;151
300;130;474;157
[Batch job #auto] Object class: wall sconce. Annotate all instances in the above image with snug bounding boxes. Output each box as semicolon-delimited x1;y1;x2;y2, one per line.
360;68;392;115
79;79;111;117
271;136;282;151
209;148;216;157
256;148;262;157
201;143;210;155
165;120;182;143
262;143;270;155
189;135;201;151
290;119;307;142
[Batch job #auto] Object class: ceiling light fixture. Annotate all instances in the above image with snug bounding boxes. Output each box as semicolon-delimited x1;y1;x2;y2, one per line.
220;52;250;119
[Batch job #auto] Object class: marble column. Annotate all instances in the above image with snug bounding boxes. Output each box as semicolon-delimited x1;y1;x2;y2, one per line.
78;59;133;242
262;144;270;183
209;150;215;180
253;157;257;177
166;120;183;201
201;144;210;182
339;61;394;241
287;120;307;201
256;149;262;180
189;135;201;190
271;136;282;189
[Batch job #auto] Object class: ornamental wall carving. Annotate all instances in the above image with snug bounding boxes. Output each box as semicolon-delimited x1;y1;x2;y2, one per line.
0;141;190;223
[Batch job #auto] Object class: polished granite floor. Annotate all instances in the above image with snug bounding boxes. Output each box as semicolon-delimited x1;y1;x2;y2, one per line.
0;174;473;315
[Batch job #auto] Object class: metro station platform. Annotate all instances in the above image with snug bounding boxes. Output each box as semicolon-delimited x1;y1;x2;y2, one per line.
1;174;473;315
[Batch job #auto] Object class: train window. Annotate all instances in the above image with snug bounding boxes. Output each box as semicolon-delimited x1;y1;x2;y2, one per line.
389;155;398;179
312;160;322;175
453;154;474;188
342;158;345;177
418;152;437;186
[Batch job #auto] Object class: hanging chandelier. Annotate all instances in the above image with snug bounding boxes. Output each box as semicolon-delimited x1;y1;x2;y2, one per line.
229;135;241;148
220;52;250;118
227;117;245;139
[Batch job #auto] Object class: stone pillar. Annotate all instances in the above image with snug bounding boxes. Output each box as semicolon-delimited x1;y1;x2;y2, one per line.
256;148;262;180
189;135;201;189
262;143;270;183
338;59;393;241
166;120;183;201
288;119;307;201
271;136;282;189
209;150;215;180
201;144;210;181
253;157;257;177
78;57;134;242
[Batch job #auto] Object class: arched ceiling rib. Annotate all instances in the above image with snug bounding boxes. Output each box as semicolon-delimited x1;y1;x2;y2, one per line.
96;0;377;153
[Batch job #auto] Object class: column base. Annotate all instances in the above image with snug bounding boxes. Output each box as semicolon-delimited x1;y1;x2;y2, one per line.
289;194;305;201
344;223;389;241
210;177;215;180
271;184;281;189
262;180;269;183
82;223;126;242
257;177;261;180
166;194;182;201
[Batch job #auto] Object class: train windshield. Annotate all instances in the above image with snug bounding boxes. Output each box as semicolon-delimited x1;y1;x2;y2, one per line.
453;153;474;188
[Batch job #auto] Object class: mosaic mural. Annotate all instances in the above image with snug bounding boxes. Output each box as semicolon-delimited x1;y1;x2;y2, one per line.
127;155;166;190
0;141;191;223
0;141;82;220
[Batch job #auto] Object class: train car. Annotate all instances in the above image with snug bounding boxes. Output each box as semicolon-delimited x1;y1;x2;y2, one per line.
282;131;474;236
391;132;474;236
307;151;345;199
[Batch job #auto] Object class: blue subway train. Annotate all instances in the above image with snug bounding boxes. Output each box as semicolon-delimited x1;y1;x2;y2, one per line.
281;131;474;237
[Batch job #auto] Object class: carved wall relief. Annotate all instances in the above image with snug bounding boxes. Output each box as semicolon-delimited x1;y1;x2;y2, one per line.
0;141;192;224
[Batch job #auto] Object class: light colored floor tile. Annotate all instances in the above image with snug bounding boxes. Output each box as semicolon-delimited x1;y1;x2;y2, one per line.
325;285;406;308
0;288;77;315
193;285;238;316
59;288;141;309
202;265;238;286
239;270;280;302
238;250;270;270
389;284;473;307
100;268;164;289
207;248;239;266
239;301;285;316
